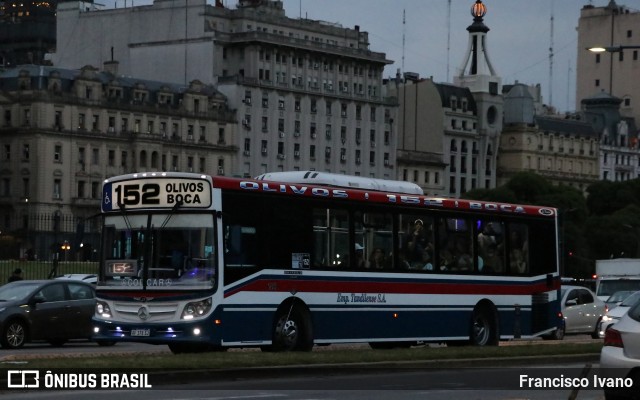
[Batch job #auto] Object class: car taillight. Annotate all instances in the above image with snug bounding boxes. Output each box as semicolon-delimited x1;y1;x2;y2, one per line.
603;328;624;348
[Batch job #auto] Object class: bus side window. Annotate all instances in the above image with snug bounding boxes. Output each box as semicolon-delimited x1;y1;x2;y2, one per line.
508;223;529;275
313;208;349;269
439;218;473;273
477;220;505;274
224;224;258;267
356;211;393;271
400;215;434;271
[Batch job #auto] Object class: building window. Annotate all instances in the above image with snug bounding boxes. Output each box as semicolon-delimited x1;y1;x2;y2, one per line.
91;182;99;199
22;144;29;161
77;181;85;198
596;54;600;63
54;145;62;162
53;179;61;199
92;148;99;165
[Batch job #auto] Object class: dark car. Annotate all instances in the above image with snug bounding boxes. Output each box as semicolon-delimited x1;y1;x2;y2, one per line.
0;280;95;349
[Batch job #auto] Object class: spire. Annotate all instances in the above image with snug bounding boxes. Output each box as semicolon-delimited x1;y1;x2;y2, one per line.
454;0;501;95
457;0;495;77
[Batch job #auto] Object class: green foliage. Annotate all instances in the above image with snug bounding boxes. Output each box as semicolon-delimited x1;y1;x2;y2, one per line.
505;171;554;204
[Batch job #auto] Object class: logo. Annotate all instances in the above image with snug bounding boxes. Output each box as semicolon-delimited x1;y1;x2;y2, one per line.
7;370;40;388
137;307;149;320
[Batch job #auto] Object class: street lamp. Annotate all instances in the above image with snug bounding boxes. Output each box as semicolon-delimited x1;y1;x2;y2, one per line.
587;45;640;95
61;240;71;261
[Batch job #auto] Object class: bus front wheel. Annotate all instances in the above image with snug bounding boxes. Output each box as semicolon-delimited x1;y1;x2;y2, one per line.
271;305;313;352
470;304;498;346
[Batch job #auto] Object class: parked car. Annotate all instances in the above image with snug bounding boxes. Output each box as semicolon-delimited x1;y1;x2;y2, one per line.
600;300;640;399
0;280;95;348
605;290;637;312
598;290;640;338
55;274;98;285
557;285;605;339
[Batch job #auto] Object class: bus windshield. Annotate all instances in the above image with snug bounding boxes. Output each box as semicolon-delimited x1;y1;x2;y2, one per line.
101;213;216;290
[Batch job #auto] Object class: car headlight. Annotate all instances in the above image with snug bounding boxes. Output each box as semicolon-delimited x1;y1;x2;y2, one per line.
96;301;112;318
181;298;212;320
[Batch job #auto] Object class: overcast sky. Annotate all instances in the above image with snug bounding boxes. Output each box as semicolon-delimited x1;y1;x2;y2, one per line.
113;0;640;113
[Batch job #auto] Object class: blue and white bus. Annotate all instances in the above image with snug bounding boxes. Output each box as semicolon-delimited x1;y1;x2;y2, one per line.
93;171;561;353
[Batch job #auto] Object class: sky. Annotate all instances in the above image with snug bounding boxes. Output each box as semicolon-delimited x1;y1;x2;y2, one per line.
111;0;640;113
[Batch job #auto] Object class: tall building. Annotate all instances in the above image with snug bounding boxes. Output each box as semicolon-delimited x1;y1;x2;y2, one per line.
0;0;86;66
0;64;236;260
576;0;640;124
51;0;397;179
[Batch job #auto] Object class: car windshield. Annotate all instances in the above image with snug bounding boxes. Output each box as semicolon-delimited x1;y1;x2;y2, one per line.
597;280;640;297
620;291;640;307
102;213;217;290
606;291;635;303
0;282;41;301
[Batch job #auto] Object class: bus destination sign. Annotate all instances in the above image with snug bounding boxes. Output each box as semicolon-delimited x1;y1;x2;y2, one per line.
102;177;212;211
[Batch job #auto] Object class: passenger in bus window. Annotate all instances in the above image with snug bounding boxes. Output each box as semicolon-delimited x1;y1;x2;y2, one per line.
407;219;428;259
366;248;387;270
509;230;528;274
483;242;504;273
421;249;434;271
453;238;473;272
439;248;454;271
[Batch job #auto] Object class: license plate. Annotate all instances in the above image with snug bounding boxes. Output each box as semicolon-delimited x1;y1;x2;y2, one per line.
131;329;150;337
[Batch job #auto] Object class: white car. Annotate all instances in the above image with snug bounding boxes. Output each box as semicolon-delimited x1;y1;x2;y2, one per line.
599;300;640;399
559;285;605;338
599;291;640;338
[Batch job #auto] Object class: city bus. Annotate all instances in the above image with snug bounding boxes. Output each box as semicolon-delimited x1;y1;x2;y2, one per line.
93;171;561;353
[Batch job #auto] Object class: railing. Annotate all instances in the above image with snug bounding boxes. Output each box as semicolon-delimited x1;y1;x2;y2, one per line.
0;261;98;282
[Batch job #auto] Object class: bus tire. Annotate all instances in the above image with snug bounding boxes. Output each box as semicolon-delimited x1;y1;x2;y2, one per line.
543;326;564;340
271;304;313;352
470;303;499;346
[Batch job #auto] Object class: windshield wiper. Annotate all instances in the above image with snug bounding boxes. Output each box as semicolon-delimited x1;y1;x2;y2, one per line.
159;200;183;229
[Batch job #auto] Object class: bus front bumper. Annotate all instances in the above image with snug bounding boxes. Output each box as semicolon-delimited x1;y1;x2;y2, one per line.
92;317;220;345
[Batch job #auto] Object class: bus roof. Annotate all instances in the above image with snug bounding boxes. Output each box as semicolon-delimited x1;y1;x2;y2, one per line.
100;172;558;218
255;171;424;195
214;175;557;218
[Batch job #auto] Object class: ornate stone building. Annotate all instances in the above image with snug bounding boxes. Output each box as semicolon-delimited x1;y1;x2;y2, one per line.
51;0;397;179
0;64;236;259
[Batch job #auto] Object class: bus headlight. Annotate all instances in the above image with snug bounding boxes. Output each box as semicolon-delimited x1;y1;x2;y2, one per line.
96;301;112;318
181;298;212;320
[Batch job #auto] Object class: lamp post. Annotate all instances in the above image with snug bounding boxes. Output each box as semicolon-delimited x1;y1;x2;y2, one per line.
587;45;640;96
24;197;30;260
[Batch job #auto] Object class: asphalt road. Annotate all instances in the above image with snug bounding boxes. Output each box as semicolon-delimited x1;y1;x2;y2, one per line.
1;362;608;400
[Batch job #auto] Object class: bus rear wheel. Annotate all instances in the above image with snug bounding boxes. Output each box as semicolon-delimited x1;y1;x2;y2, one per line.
470;304;498;346
271;305;313;352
